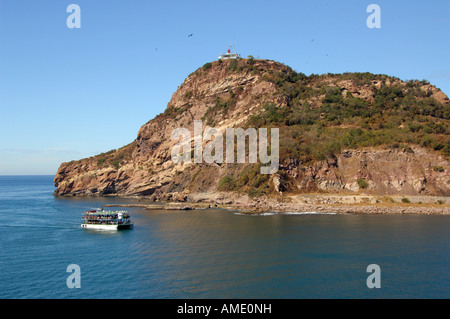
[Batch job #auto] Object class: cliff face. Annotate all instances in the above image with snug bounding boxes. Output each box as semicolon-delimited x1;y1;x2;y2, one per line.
281;146;449;196
54;59;450;198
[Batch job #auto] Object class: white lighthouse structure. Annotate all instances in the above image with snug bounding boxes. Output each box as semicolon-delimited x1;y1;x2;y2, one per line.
219;45;241;60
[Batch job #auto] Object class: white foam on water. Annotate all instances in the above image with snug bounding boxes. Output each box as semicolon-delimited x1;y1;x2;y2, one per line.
283;212;337;215
233;212;248;216
233;211;338;216
233;212;278;216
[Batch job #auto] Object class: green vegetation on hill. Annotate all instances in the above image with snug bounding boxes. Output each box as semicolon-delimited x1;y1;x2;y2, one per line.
161;58;449;177
244;63;449;163
217;164;272;197
95;140;137;169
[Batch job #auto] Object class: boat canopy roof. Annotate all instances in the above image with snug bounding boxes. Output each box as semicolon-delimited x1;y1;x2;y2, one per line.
83;210;128;215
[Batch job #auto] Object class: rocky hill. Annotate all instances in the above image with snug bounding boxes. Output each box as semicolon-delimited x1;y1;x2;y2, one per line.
54;59;450;201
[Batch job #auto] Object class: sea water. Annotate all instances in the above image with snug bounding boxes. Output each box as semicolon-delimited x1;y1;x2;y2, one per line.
0;175;448;298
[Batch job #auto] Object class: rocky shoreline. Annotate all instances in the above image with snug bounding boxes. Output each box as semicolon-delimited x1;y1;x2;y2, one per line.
101;193;450;215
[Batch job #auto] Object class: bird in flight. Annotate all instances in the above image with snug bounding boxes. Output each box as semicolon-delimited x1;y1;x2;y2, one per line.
188;33;193;37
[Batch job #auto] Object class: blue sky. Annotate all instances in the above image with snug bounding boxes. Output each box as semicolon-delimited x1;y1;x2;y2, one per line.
0;0;449;175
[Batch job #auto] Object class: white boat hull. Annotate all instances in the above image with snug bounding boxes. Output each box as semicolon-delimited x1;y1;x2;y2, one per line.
81;223;133;231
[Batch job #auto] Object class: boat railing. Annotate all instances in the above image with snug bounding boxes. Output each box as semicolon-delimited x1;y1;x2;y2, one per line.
82;209;130;222
81;219;130;225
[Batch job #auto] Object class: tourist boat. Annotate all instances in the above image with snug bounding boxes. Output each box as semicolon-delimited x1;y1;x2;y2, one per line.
81;208;133;230
218;45;241;60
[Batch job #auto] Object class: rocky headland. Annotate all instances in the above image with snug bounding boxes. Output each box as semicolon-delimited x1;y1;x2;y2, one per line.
54;59;450;214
